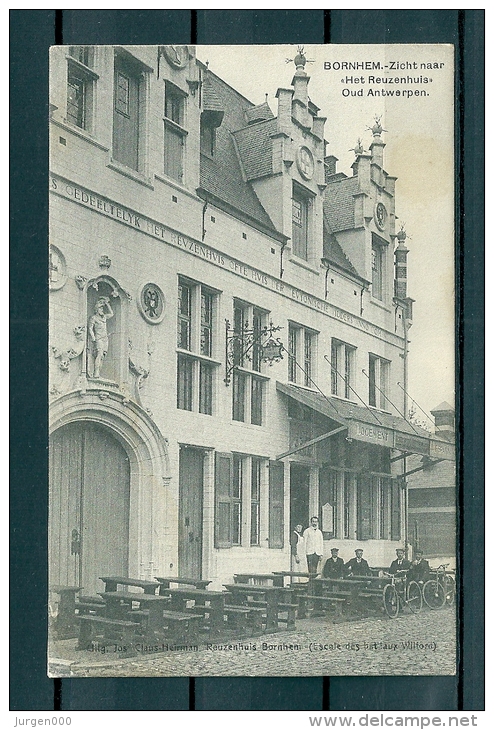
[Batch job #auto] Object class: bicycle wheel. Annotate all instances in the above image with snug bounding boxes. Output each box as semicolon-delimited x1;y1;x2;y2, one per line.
406;581;423;613
423;579;445;609
383;584;399;618
443;575;456;607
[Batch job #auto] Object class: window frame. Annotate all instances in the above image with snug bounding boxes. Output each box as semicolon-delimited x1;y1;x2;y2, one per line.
292;183;312;261
215;452;267;549
231;300;269;426
287;322;318;387
177;276;219;415
163;82;188;183
368;353;391;410
66;51;97;133
331;338;356;399
371;233;388;302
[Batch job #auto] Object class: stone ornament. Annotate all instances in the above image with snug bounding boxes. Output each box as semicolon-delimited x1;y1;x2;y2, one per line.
163;45;189;69
138;283;165;324
296;146;314;181
87;297;114;379
52;325;86;372
374;202;387;231
49;245;67;290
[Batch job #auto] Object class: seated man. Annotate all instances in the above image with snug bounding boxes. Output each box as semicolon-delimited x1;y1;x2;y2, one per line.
389;548;412;575
323;547;345;578
345;548;371;577
407;550;430;583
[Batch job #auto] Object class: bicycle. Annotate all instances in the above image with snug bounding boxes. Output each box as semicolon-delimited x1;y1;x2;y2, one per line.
443;570;456;607
422;563;453;609
382;570;423;618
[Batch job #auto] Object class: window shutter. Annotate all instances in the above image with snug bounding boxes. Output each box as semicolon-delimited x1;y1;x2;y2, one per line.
357;474;373;540
391;479;402;541
268;460;285;549
215;452;232;548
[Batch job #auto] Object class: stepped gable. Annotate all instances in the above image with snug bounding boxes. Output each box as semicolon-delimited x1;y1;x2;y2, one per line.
199;72;279;235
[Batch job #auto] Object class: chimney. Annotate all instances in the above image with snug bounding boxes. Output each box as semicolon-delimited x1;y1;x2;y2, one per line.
324;155;338;181
291;47;310;128
394;227;409;299
430;402;455;442
369;117;386;168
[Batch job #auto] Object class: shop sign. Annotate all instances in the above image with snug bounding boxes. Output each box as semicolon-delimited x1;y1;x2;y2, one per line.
347;420;393;446
429;439;455;461
394;431;430;456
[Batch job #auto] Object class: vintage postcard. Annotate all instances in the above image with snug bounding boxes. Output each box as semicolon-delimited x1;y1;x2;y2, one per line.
47;43;456;678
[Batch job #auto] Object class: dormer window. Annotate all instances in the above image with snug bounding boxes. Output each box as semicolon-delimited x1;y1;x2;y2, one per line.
164;82;187;183
371;234;388;301
200;120;216;157
292;183;313;261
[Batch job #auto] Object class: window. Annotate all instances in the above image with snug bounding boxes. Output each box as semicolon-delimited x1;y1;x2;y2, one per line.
66;48;96;132
368;354;390;409
371;234;387;301
177;277;218;415
251;458;261;546
164;83;187;183
292;185;311;260
113;53;146;172
357;475;399;540
231;301;268;425
331;339;356;399
232;456;243;545
287;323;317;387
215;453;266;548
200;120;216;157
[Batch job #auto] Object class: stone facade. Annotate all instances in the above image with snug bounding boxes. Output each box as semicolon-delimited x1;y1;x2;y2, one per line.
48;44;453;592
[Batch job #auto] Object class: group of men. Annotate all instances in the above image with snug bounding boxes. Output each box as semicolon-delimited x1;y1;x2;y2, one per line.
291;516;431;582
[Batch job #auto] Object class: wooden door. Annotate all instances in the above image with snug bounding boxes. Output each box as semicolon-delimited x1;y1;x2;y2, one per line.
178;447;204;579
49;422;130;594
290;463;310;532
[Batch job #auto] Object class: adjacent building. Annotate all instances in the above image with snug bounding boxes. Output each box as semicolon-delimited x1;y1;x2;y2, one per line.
48;44;455;593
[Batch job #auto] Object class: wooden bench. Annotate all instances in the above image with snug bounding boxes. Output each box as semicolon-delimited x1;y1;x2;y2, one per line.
223;605;251;633
77;615;138;655
306;594;349;619
161;610;203;643
76;595;106;616
99;576;161;594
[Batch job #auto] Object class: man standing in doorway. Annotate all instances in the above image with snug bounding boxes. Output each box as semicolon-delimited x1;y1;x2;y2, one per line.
303;516;324;576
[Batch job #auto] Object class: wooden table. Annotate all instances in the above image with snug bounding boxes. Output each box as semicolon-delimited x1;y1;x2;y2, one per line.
234;573;285;587
224;583;286;632
98;592;170;635
159;587;225;638
272;571;312;585
155;576;212;592
49;585;82;639
312;577;386;617
99;576;161;594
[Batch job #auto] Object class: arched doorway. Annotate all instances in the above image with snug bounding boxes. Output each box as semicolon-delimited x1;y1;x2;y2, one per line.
49;421;130;595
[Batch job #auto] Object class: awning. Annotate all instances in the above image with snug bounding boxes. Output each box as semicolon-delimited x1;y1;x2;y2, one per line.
276;382;455;461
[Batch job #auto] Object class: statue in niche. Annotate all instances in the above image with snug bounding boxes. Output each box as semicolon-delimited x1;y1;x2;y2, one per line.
88;297;114;378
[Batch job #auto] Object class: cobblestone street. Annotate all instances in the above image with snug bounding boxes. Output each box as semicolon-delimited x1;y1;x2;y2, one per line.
49;607;456;678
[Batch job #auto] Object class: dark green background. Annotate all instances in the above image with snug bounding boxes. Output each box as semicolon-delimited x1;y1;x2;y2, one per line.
10;9;484;711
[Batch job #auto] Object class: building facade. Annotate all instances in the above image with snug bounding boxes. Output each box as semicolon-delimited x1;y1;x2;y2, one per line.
407;403;456;562
48;44;455;593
